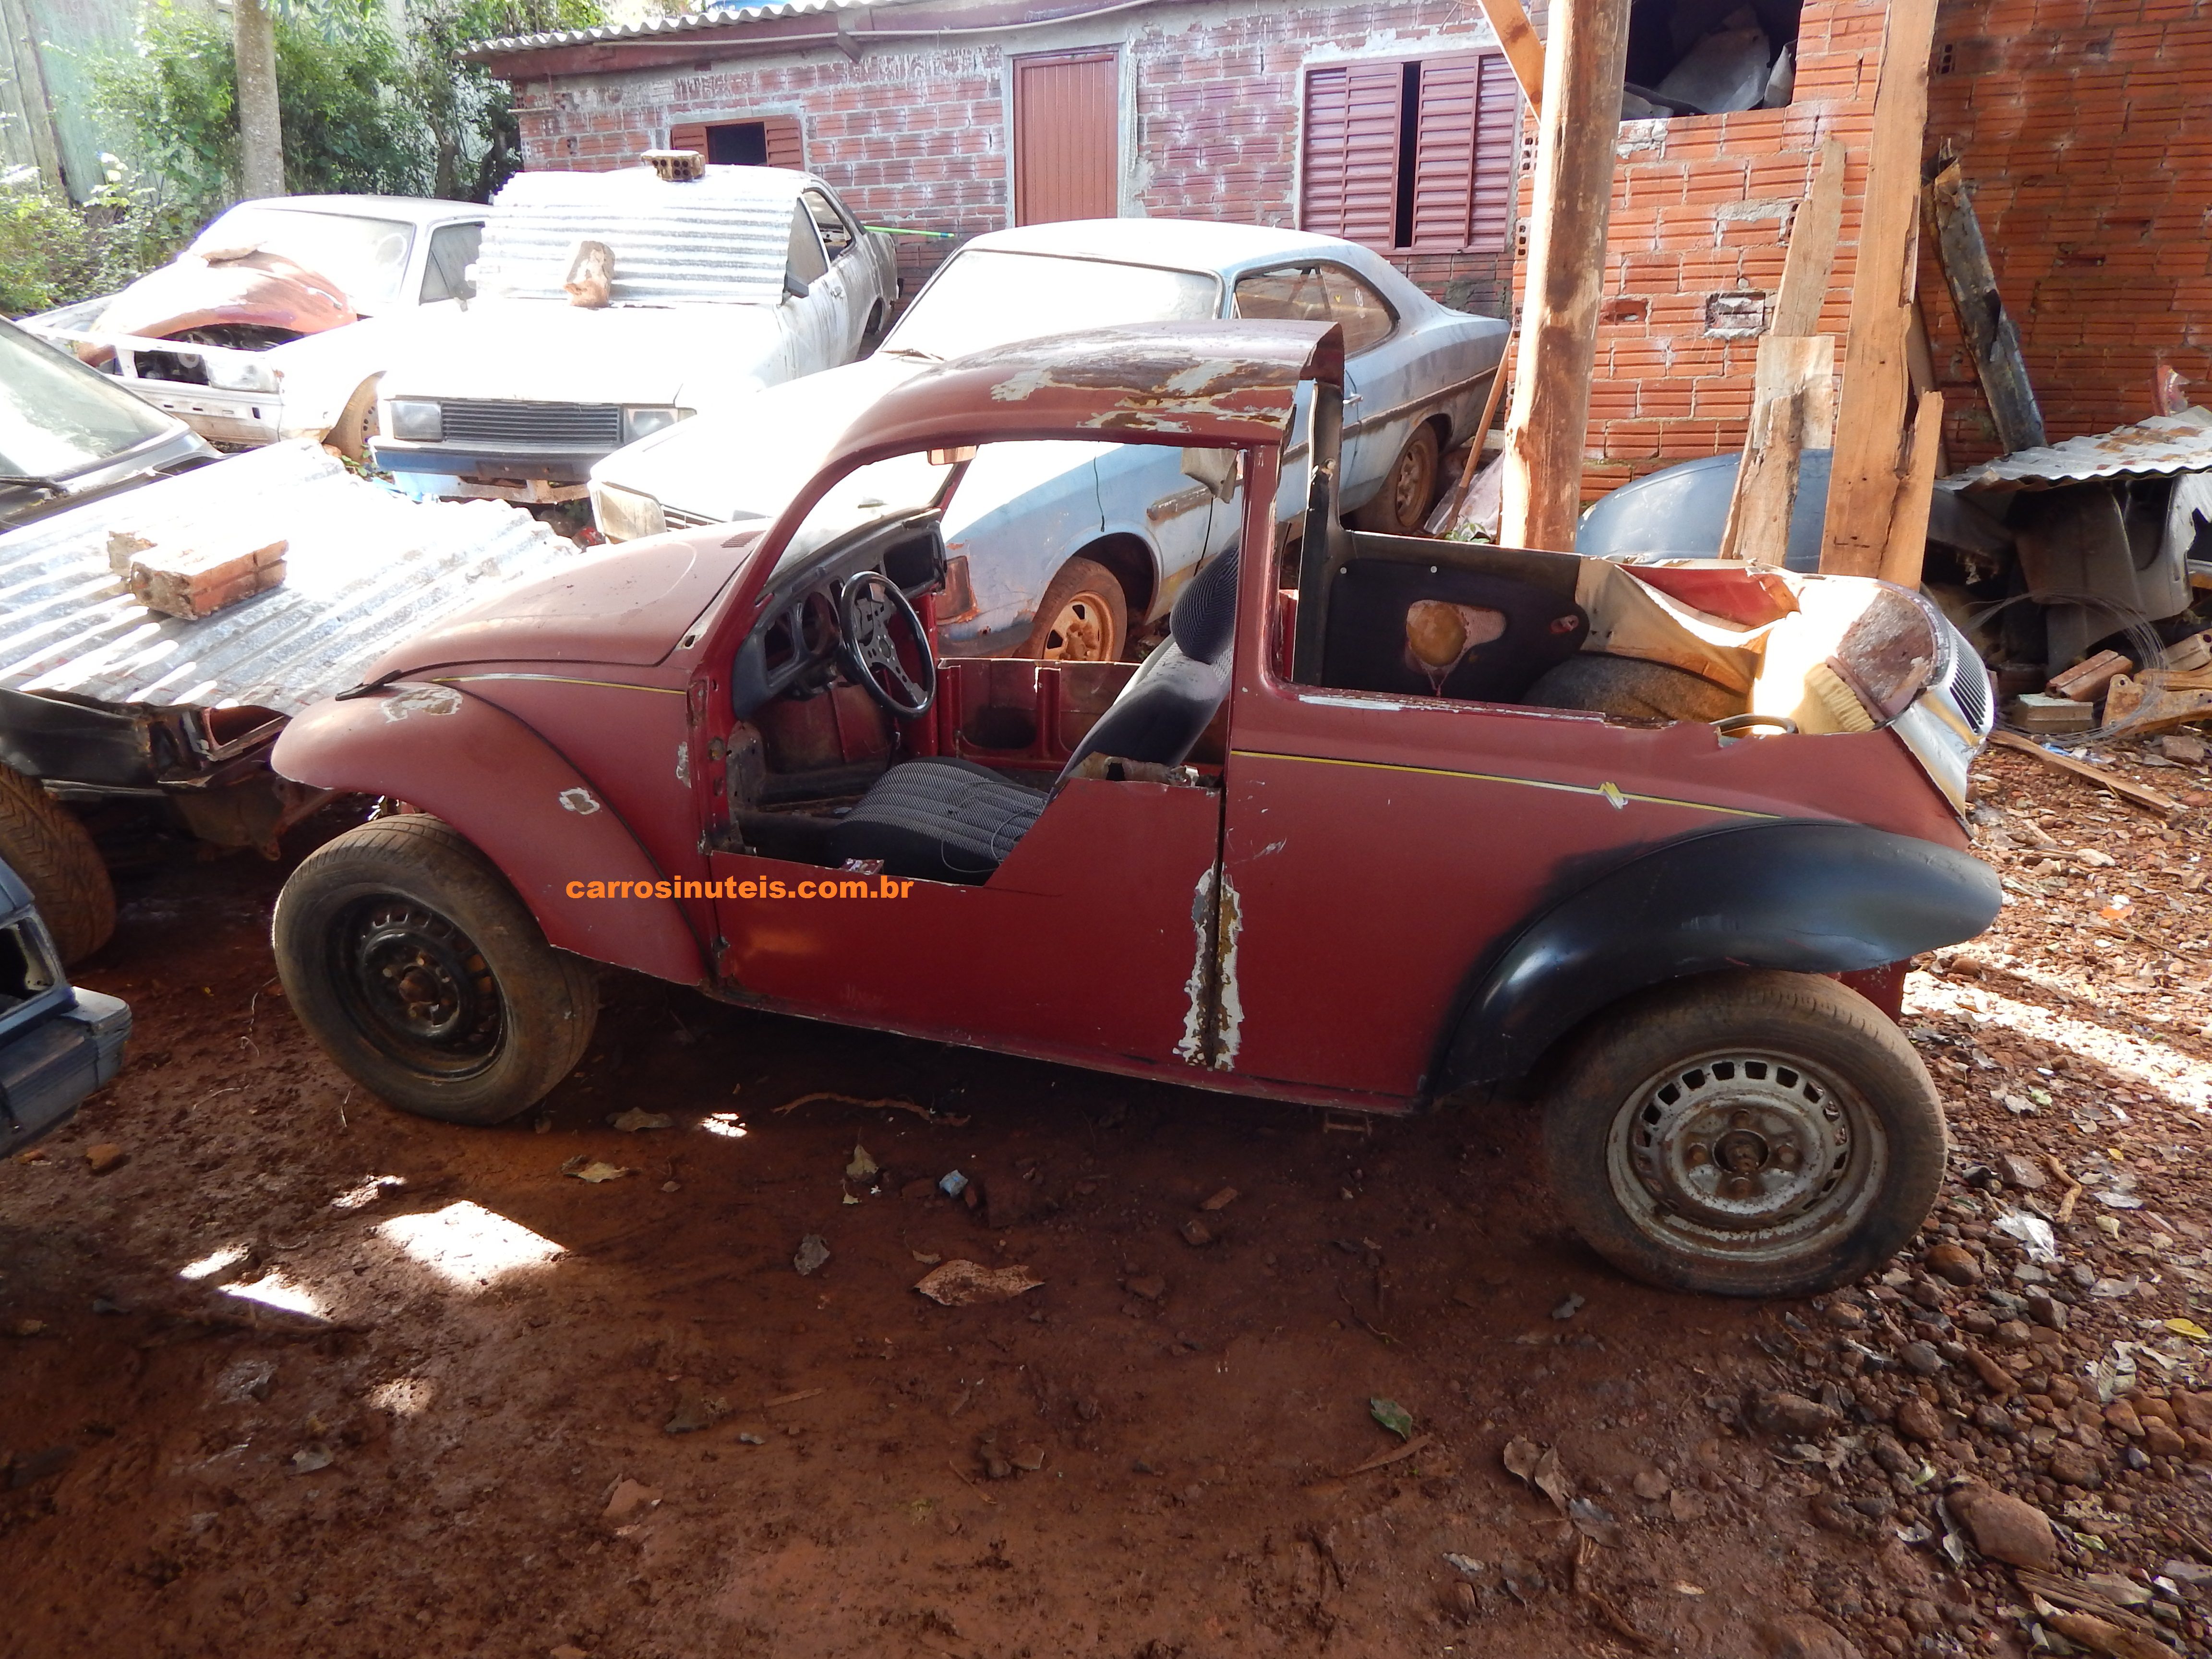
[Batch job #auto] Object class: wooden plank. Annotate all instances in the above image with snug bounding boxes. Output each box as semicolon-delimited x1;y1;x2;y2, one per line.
1877;389;1945;589
1718;335;1833;565
1925;155;2047;454
1817;0;1939;577
1770;137;1846;338
1987;730;2181;816
1473;0;1545;116
1499;0;1632;552
1431;321;1515;534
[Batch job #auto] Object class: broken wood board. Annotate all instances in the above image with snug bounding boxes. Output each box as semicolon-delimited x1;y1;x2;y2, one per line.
1434;323;1515;536
1925;154;2046;455
1877;388;1945;589
1718;334;1834;565
1987;730;2180;815
1769;137;1846;338
1818;0;1939;578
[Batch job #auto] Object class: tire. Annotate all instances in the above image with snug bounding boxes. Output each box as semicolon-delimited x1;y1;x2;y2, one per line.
1020;555;1129;662
0;761;115;964
1541;970;1946;1298
1348;423;1442;535
327;377;380;463
271;814;598;1125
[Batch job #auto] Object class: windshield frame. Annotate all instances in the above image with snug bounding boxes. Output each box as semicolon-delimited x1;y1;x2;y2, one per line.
878;248;1227;362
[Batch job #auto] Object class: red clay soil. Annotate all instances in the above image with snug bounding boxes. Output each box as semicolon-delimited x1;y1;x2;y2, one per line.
4;742;2212;1659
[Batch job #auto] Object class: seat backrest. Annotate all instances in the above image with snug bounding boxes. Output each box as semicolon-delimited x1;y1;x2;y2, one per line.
1055;549;1238;785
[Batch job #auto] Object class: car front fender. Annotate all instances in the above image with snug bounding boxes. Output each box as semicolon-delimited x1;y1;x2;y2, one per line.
1439;820;2001;1092
272;683;705;986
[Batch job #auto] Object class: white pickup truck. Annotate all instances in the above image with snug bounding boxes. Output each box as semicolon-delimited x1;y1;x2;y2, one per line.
22;194;487;457
367;162;899;504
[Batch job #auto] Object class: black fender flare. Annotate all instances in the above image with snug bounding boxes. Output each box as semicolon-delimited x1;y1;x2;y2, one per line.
1437;820;2001;1092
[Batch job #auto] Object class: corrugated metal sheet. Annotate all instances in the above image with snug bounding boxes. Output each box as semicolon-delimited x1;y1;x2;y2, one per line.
1943;407;2212;492
475;165;801;307
0;441;597;717
465;0;872;58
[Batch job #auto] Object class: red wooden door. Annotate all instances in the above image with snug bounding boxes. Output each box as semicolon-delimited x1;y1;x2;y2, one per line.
1012;51;1118;225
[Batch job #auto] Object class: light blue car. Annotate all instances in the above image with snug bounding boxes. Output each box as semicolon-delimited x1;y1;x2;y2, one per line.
588;219;1509;661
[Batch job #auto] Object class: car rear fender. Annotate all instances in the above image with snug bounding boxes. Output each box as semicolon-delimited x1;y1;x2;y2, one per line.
273;683;704;985
1437;820;2001;1093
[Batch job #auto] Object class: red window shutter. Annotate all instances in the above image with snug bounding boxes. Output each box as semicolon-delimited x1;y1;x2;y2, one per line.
763;115;804;170
1468;54;1521;252
669;122;708;157
1301;63;1403;251
1408;57;1480;250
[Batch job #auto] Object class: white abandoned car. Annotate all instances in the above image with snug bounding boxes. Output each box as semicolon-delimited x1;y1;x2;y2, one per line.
22;194;487;458
368;161;898;504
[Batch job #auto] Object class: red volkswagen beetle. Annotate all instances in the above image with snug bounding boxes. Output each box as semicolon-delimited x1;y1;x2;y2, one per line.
269;320;1999;1296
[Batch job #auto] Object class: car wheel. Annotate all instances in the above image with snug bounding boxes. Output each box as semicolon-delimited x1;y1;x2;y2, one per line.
1021;556;1128;662
1542;970;1946;1298
328;377;380;463
1348;423;1441;536
0;761;115;964
271;814;598;1125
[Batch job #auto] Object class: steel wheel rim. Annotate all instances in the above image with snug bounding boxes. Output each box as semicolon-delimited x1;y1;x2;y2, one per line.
329;895;504;1078
1603;1047;1887;1269
1041;591;1117;661
1390;443;1434;523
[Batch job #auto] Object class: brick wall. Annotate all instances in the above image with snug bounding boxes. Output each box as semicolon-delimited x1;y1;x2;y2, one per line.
1921;0;2212;464
503;1;1520;313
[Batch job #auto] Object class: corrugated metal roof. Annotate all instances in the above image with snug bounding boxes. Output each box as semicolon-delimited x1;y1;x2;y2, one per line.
1942;406;2212;492
0;441;596;717
467;0;875;58
475;165;801;307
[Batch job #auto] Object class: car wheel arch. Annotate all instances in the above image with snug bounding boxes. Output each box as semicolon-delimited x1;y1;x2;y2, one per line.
1066;533;1157;628
1427;819;2002;1102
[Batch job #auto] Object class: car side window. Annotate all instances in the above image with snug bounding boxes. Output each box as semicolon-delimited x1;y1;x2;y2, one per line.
1232;265;1331;325
802;189;855;261
787;203;830;285
1321;267;1396;354
420;222;482;303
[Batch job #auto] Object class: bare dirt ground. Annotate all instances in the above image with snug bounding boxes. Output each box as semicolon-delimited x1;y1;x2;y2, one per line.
6;740;2212;1659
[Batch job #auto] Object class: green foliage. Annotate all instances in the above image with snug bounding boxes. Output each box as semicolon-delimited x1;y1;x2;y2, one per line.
404;0;605;202
0;161;197;315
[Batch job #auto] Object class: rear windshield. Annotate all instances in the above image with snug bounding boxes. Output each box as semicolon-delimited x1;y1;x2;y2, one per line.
0;324;175;478
881;250;1222;361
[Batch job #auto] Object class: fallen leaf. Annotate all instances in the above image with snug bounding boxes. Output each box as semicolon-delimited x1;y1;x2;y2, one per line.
1370;1397;1414;1441
793;1234;831;1276
847;1143;878;1179
1201;1186;1239;1212
560;1156;629;1183
290;1445;334;1474
1532;1447;1572;1513
911;1250;943;1266
1568;1496;1622;1546
914;1260;1042;1306
1503;1436;1543;1481
607;1109;673;1132
2166;1318;2211;1341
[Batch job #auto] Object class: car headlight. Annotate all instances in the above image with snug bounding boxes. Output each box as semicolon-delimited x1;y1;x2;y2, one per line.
387;399;443;441
206;358;280;394
590;481;666;543
622;406;690;443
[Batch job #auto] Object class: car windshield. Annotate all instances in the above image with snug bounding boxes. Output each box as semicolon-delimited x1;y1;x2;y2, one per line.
880;250;1222;361
191;207;417;307
0;323;177;478
773;452;957;574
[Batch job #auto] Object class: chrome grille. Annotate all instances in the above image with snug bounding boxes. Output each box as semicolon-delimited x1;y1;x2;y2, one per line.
440;400;622;449
662;505;719;529
1949;651;1991;734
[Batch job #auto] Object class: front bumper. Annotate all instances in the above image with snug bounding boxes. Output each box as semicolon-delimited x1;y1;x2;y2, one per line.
0;988;131;1156
374;439;603;485
132;383;288;447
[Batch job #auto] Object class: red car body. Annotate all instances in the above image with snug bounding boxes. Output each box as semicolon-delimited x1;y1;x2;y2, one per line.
273;320;1996;1120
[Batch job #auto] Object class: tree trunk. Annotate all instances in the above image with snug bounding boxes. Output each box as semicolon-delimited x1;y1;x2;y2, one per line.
1498;0;1632;552
232;0;284;199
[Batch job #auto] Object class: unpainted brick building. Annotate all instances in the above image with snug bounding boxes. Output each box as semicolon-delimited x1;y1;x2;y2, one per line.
477;0;2212;504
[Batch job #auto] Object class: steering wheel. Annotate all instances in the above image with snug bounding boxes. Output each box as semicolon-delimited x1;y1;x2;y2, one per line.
836;570;937;718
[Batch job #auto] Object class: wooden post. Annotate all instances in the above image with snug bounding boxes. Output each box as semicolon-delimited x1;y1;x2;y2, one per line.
1499;0;1632;553
0;0;67;195
1769;138;1846;338
1924;156;2046;455
1474;0;1546;115
1817;0;1939;577
1717;336;1835;565
1877;389;1945;588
